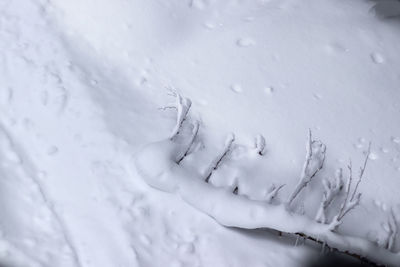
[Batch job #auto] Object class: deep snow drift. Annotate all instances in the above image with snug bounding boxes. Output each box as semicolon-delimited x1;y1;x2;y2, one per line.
0;0;400;266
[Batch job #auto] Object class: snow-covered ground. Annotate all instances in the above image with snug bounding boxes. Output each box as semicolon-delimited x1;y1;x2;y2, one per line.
1;0;400;266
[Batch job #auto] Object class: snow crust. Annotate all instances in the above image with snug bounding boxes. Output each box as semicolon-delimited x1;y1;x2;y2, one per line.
1;0;400;266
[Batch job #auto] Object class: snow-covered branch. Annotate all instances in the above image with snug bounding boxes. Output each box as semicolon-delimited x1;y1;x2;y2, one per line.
329;146;371;230
135;134;400;266
287;130;326;206
134;95;400;266
265;184;285;203
176;120;200;164
162;91;192;140
204;133;235;183
255;134;266;156
315;170;344;223
382;209;399;251
351;142;371;201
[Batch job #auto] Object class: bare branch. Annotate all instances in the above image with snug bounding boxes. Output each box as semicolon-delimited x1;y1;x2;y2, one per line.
340;162;352;215
350;142;371;201
204;133;235;183
158;106;176;111
328;215;342;231
162;92;192;140
330;148;370;231
177;121;200;164
385;209;398;251
337;193;361;221
265;184;285;203
287;130;326;206
315;170;344;223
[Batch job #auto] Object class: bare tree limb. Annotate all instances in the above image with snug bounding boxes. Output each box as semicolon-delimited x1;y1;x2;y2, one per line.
337;162;353;221
162;91;192;140
351;142;371;201
266;184;285;203
315;170;344;223
329;148;371;231
287;130;327;206
177;120;200;164
204;133;235;183
337;193;361;222
385;208;398;251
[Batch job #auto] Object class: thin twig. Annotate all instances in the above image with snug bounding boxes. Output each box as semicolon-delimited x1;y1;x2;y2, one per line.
287;130;326;206
266;184;285;203
177;121;200;164
315;171;344;223
162;91;192;140
350;142;371;201
204;134;235;183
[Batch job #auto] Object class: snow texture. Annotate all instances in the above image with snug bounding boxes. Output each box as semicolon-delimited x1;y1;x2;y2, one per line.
1;0;400;266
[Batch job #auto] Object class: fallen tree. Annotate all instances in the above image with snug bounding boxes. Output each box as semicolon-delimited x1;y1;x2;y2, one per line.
133;93;399;266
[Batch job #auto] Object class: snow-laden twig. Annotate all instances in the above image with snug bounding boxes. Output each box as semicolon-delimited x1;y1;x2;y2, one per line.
383;209;398;251
337;162;353;220
315;170;344;223
176;120;200;164
329;146;371;230
287;130;326;206
351;142;371;201
255;134;266;156
204;133;235;183
161;91;192;140
265;184;285;203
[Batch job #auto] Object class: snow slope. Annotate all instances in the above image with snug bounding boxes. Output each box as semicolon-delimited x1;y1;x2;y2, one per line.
0;0;400;266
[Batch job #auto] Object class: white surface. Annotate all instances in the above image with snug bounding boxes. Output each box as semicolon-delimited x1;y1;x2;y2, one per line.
0;0;399;266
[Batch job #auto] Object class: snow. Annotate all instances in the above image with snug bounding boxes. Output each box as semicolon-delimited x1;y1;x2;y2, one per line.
133;104;400;265
1;0;400;266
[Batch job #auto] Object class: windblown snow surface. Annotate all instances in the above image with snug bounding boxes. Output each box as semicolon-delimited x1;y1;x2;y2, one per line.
1;0;400;266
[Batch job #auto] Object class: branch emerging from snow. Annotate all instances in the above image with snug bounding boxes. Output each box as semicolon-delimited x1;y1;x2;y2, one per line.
177;121;200;164
255;134;266;156
329;145;371;231
162;91;192;140
351;142;371;201
265;184;285;203
204;133;235;183
383;209;398;251
315;169;344;223
287;130;326;206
